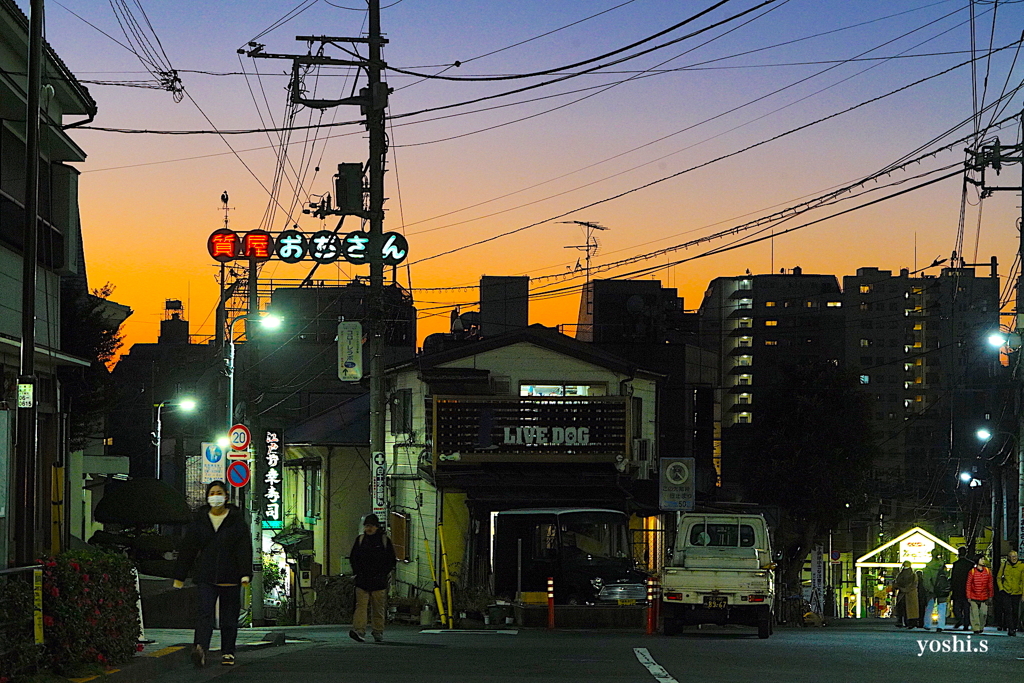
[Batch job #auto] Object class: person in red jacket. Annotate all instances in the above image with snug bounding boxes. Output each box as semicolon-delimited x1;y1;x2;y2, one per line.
966;556;995;634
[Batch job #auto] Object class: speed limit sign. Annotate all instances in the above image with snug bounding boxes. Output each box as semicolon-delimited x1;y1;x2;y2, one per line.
229;424;251;452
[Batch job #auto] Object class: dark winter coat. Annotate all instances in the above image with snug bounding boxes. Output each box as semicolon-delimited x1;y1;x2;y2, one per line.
951;557;974;598
173;504;253;585
349;532;397;592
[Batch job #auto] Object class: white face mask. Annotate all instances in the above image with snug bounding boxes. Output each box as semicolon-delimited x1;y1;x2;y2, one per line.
208;495;227;507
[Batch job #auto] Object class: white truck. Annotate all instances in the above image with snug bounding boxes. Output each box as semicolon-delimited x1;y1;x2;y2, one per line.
660;513;775;638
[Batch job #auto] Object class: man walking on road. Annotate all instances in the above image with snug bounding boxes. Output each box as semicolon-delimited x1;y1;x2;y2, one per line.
997;549;1024;636
950;546;973;630
348;514;397;643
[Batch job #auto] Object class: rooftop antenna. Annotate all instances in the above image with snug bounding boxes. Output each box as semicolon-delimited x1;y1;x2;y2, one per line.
561;220;610;288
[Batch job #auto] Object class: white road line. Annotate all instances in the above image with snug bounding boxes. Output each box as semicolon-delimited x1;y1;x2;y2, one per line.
634;647;680;683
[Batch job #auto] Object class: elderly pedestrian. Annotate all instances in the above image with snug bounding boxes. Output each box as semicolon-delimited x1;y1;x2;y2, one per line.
172;481;253;668
894;561;920;628
997;549;1024;636
348;513;397;643
967;556;995;634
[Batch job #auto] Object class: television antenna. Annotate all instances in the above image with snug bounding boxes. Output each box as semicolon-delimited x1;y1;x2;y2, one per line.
561;220;609;287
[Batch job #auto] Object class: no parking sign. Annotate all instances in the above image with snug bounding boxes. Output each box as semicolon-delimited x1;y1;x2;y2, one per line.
226;460;251;488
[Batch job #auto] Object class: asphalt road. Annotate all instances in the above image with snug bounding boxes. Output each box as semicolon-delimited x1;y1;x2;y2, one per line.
147;624;1024;683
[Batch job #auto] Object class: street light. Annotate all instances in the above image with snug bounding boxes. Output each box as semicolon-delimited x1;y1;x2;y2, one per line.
224;312;281;628
153;398;197;480
225;313;282;437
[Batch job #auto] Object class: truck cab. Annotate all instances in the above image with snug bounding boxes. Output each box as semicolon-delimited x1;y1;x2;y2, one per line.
661;513;775;637
493;508;648;605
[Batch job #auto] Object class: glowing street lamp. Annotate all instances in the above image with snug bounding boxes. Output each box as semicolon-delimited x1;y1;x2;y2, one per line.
153;397;198;480
225;313;282;437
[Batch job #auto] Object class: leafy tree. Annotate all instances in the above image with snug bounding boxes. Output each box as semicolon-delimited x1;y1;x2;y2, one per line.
744;361;877;590
60;281;126;451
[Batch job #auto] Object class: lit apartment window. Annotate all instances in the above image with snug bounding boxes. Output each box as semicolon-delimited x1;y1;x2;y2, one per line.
765;320;778;327
738;374;752;385
765;301;776;307
737;355;752;366
860;375;870;384
738;336;753;347
827;301;842;307
806;301;817;308
738;393;752;404
738;318;753;328
860;285;872;294
765;340;778;346
913;323;923;331
860;339;871;347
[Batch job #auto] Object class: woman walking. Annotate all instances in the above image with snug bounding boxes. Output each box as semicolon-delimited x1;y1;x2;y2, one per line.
967;555;995;634
173;481;253;667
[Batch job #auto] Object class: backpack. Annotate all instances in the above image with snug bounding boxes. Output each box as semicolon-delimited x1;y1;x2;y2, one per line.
934;569;950;598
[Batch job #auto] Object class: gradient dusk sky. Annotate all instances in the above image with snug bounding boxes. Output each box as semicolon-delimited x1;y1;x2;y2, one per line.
20;0;1024;350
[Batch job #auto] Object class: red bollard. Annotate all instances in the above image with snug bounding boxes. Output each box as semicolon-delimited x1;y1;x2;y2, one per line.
547;576;555;630
646;577;656;635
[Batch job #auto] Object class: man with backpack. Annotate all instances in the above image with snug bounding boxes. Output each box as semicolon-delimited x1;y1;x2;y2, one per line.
348;513;397;643
921;549;951;631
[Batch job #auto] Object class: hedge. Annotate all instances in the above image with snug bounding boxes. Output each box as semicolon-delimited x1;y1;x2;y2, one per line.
0;549;142;681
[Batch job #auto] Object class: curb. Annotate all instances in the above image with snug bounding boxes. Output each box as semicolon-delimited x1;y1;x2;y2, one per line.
65;633;293;683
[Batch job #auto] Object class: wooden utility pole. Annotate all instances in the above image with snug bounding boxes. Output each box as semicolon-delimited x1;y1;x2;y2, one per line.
241;0;392;616
966;117;1024;560
14;0;45;567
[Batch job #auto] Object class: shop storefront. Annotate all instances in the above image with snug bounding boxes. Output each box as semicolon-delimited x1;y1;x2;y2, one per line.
854;527;957;618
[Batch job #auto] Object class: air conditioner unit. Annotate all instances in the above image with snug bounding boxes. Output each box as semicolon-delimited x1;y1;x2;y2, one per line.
632;438;652;479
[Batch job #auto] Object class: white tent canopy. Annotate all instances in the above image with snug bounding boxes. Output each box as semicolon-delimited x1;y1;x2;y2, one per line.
854;527;958;618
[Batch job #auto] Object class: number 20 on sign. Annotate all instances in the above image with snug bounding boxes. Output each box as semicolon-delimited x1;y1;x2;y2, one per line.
229;424;251;452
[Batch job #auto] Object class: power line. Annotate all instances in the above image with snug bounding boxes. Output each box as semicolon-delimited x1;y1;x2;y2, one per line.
406;46;1023;267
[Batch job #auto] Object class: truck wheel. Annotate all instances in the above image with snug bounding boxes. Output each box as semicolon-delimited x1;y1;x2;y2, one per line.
757;609;772;639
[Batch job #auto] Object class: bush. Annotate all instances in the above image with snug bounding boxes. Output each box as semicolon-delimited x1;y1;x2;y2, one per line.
39;550;141;675
0;571;43;679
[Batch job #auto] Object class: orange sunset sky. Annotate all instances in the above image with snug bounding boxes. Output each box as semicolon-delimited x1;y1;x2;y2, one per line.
27;0;1024;352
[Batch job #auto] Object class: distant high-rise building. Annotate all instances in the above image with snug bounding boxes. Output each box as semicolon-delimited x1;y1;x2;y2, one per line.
842;265;1002;505
698;268;845;487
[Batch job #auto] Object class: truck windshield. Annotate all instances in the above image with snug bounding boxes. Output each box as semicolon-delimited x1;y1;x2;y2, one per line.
690;523;756;547
559;513;629;560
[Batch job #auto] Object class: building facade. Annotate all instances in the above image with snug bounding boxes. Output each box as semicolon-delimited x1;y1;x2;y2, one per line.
383;325;662;603
1;0;98;564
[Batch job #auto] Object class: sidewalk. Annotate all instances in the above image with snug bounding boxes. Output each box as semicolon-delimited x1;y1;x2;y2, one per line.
65;625;421;683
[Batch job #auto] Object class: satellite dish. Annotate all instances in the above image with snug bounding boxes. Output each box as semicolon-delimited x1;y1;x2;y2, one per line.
626;295;645;315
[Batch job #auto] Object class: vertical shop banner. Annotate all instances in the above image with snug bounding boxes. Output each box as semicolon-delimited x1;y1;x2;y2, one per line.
372;451;386;519
262;429;283;529
337;321;363;381
810;545;825;616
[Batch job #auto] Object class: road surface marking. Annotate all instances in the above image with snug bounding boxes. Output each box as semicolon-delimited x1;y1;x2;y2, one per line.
634;647;679;683
141;645;184;658
419;629;518;635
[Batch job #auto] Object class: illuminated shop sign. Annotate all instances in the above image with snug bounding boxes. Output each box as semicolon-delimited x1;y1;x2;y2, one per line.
262;429;283;529
206;228;408;265
432;396;628;465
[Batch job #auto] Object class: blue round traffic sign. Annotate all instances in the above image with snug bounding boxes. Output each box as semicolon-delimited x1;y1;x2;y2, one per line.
205;444;223;463
226;460;251;488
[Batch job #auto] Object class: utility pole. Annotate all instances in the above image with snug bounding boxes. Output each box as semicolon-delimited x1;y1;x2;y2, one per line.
13;0;45;567
241;0;392;613
966;115;1024;561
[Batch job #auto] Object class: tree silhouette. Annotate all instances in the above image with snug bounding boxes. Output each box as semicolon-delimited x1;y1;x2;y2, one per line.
745;361;877;590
